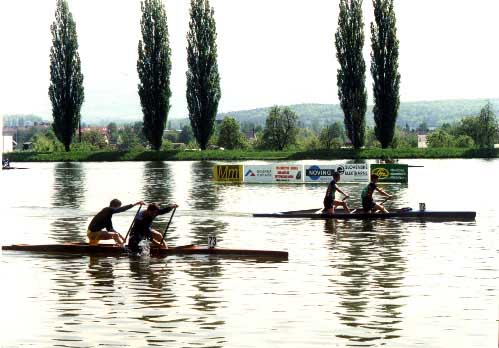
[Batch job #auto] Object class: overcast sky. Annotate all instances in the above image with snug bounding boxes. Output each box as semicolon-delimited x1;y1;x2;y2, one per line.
1;0;499;122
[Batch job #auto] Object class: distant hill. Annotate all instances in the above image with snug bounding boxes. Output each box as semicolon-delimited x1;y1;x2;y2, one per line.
217;99;499;129
4;99;498;130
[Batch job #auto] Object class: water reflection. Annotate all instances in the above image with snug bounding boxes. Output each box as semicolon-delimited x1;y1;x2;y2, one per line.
189;218;229;246
189;161;221;211
128;258;176;309
142;161;173;205
50;216;87;243
52;162;86;209
331;219;406;345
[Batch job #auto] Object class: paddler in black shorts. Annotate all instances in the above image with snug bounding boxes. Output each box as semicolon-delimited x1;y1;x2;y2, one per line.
323;171;350;214
361;173;391;213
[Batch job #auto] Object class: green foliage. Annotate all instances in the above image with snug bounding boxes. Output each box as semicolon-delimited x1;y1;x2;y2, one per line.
476;102;498;148
32;130;63;152
261;106;299;151
107;123;118;144
391;127;417;148
454;135;474;148
370;0;400;148
335;0;367;149
186;0;221;150
319;122;345;149
217;117;247;149
137;0;172;150
297;128;320;151
81;130;107;149
118;124;145;150
48;0;85;152
179;125;194;144
427;129;454;148
365;127;381;148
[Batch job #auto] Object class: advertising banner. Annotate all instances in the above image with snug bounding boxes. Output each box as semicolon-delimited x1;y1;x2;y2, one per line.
273;164;303;183
304;163;369;183
213;165;243;183
243;165;275;183
370;164;408;183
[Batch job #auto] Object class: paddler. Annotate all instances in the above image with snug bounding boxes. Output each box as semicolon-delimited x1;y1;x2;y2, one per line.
127;202;179;253
87;199;145;246
323;171;350;214
361;173;391;213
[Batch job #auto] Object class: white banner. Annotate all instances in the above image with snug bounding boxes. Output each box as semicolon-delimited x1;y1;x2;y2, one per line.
244;165;274;183
243;164;303;183
304;163;369;183
273;164;303;183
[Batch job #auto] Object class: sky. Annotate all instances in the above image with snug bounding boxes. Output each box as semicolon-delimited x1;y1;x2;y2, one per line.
1;0;499;122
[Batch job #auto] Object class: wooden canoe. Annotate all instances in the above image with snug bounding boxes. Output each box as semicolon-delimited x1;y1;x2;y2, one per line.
1;243;288;259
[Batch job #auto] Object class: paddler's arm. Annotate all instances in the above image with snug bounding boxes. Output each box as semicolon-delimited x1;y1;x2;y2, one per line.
375;186;391;197
158;203;179;215
335;185;349;198
113;200;145;214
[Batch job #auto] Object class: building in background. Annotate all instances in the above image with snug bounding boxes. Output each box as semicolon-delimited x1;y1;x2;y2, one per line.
417;134;427;148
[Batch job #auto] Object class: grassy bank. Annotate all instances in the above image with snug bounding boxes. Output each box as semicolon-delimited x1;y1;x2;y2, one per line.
5;147;498;162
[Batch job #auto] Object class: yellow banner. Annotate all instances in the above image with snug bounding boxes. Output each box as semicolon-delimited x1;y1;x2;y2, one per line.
213;165;243;182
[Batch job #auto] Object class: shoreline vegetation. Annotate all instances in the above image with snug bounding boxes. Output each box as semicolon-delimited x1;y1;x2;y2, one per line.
6;147;498;162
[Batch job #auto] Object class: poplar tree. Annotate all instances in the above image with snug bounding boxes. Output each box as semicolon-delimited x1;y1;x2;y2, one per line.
335;0;367;149
48;0;84;152
137;0;172;150
371;0;401;148
186;0;221;150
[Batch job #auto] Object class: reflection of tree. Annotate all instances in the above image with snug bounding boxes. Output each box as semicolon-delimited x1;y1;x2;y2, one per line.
142;161;173;205
52;162;86;208
189;161;221;211
50;216;87;243
86;257;115;290
189;218;228;246
128;258;176;309
331;219;407;344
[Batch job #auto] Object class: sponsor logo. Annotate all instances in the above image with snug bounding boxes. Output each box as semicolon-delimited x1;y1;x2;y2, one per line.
372;167;390;178
245;169;255;177
305;165;334;180
215;165;242;181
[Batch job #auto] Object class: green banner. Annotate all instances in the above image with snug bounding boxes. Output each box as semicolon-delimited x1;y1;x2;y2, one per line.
370;164;408;183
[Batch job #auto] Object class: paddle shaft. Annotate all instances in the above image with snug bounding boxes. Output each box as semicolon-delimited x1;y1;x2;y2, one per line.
123;205;142;243
159;207;176;245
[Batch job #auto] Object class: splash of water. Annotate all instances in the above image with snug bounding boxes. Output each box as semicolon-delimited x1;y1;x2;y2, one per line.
138;239;151;258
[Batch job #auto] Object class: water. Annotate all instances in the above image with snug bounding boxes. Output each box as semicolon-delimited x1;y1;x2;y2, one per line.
1;159;497;347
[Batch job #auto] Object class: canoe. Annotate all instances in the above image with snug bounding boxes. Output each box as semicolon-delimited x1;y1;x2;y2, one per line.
1;243;288;259
253;207;476;221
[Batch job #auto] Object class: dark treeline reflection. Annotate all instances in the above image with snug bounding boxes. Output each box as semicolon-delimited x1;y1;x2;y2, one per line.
189;161;221;211
325;219;407;345
142;161;173;205
51;162;87;242
52;162;86;209
128;258;176;310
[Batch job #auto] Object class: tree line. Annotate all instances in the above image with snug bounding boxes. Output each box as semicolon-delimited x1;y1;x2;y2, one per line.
49;0;219;152
39;0;496;153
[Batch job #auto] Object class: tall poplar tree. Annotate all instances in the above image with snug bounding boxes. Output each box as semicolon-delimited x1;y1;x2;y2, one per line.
371;0;401;148
186;0;221;150
335;0;367;149
137;0;172;150
48;0;84;152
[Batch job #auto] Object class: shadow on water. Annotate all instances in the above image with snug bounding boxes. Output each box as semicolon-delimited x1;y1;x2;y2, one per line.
326;218;407;345
50;216;88;243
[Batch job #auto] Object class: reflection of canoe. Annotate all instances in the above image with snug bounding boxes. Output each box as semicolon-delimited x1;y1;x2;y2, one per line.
253;207;476;221
1;243;288;259
2;167;29;170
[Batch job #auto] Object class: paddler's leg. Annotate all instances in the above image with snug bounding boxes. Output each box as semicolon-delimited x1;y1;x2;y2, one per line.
324;197;334;214
333;199;350;213
150;229;167;248
374;202;389;213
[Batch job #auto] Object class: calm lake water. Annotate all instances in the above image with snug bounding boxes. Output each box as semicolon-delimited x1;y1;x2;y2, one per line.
1;159;497;348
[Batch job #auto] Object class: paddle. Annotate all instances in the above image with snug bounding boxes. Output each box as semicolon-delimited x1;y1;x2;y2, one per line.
159;207;176;246
123;205;142;243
